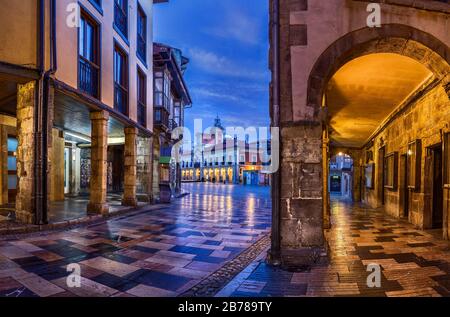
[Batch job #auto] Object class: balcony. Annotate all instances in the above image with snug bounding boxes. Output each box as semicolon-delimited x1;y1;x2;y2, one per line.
114;1;128;38
79;57;99;98
114;83;128;115
169;119;178;131
154;107;170;131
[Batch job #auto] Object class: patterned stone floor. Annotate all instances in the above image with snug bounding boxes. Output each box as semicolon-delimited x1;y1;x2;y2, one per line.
219;199;450;297
0;184;271;297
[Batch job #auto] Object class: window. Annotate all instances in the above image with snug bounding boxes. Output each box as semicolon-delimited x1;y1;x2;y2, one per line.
114;0;128;39
136;4;147;63
114;44;128;115
407;140;422;190
154;70;171;110
154;69;171;128
240;155;245;164
384;152;398;190
137;67;147;127
173;100;182;127
78;11;100;98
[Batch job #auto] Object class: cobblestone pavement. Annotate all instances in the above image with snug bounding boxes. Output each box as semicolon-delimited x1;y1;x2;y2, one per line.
218;199;450;297
0;184;271;297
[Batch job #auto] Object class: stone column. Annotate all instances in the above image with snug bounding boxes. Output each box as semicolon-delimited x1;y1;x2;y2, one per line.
279;124;326;266
152;136;160;200
322;126;331;229
136;136;153;203
15;82;36;224
87;111;109;215
122;127;138;207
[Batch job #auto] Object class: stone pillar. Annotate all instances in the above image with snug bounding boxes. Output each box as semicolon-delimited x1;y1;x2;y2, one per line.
152;136;160;200
122;127;138;207
279;124;326;267
15;82;36;224
136;136;153;202
87;111;109;215
322;127;331;229
49;129;65;202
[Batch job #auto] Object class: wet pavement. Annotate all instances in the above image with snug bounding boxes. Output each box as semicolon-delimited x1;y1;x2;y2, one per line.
220;199;450;297
0;183;271;297
2;184;448;297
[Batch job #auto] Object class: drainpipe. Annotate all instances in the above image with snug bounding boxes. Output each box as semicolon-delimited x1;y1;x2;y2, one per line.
34;0;46;225
35;0;57;225
269;0;281;266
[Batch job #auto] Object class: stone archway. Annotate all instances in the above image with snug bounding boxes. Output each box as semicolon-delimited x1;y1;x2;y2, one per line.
307;24;450;118
310;24;450;240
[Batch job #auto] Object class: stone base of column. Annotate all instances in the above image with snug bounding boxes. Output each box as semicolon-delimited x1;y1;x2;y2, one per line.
87;202;109;216
122;197;138;207
15;210;35;224
279;247;329;270
266;249;282;267
136;193;152;203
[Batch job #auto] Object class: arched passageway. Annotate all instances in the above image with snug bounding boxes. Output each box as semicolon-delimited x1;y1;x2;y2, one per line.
270;0;450;268
315;27;450;241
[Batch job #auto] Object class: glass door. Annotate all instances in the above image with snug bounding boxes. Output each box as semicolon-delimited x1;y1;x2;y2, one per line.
7;137;18;203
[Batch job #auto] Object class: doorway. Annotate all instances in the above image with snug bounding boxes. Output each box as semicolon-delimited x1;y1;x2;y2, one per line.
7;136;18;203
431;144;443;229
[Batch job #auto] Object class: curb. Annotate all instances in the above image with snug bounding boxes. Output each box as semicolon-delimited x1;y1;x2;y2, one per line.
0;203;168;238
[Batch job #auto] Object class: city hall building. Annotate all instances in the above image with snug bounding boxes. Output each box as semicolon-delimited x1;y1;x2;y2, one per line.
269;0;450;266
0;0;173;225
180;117;272;186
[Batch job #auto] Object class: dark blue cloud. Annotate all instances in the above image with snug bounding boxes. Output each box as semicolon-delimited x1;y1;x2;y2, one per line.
154;0;270;132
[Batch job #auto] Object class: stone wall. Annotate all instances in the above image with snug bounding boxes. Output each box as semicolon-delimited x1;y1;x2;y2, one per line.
363;83;450;228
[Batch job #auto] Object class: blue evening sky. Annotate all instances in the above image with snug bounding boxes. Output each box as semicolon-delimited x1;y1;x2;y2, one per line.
154;0;270;133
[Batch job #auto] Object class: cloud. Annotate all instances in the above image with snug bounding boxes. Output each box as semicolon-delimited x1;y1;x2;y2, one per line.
203;10;261;46
191;88;242;103
188;48;265;80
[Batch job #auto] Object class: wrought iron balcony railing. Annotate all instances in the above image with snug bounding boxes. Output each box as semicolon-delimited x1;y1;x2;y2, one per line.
79;57;99;98
114;83;128;115
169;119;178;131
154;107;170;130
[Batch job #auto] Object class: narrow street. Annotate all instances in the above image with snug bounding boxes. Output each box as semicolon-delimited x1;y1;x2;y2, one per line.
0;184;271;297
